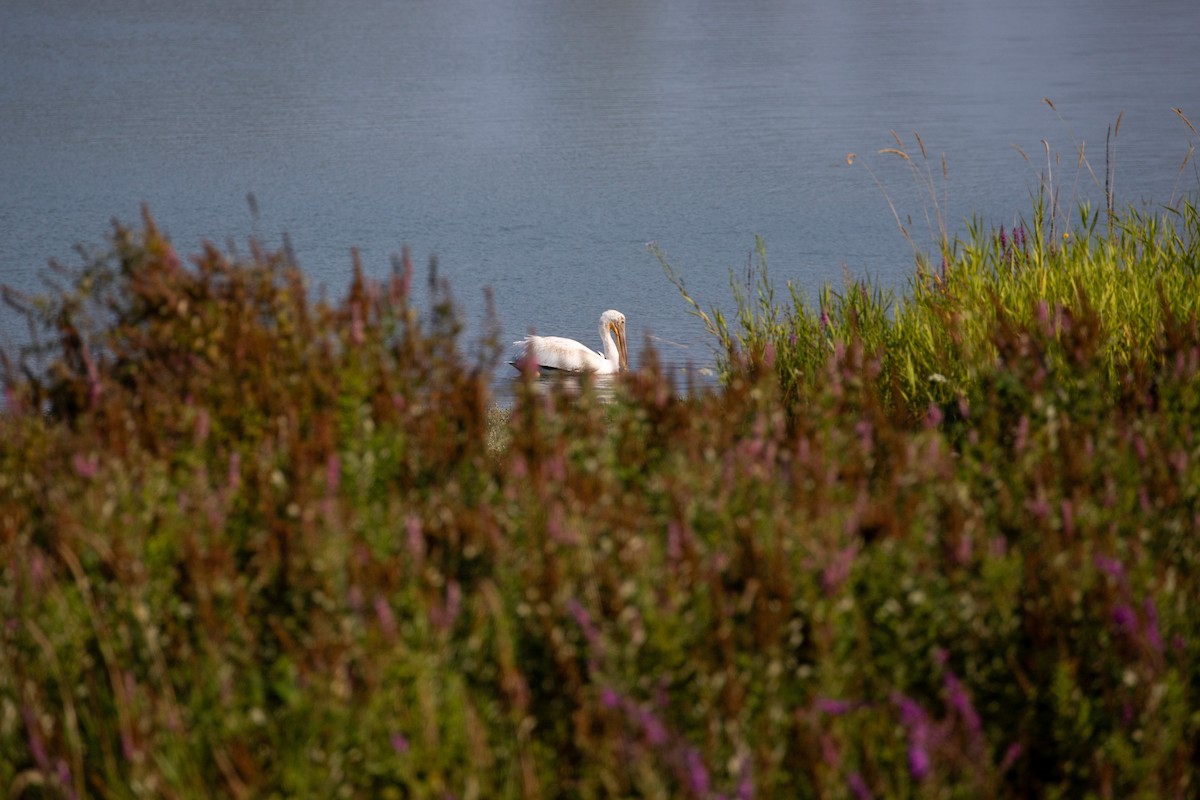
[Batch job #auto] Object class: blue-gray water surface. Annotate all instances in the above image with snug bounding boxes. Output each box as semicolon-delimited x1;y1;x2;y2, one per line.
3;0;1199;398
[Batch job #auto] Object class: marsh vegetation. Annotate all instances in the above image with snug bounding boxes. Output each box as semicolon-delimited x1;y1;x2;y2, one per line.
3;145;1200;797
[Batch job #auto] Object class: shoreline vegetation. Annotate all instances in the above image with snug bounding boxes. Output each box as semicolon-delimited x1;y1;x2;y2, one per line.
3;163;1200;796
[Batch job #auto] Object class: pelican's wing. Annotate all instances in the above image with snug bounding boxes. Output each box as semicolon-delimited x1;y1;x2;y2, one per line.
513;335;609;372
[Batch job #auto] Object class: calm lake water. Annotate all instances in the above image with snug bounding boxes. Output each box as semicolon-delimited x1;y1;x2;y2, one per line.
3;0;1198;398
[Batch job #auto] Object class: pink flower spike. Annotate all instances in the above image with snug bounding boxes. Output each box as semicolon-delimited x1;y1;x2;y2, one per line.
847;772;874;800
325;453;341;496
684;748;710;796
908;739;931;781
227;452;241;493
1093;554;1125;580
999;742;1022;772
814;697;856;716
374;596;397;641
667;519;683;562
944;671;982;737
194;407;210;443
72;452;99;479
430;581;462;631
1112;604;1138;635
639;707;668;746
1013;414;1029;452
1142;597;1163;654
406;515;425;566
737;764;755;800
925;403;944;428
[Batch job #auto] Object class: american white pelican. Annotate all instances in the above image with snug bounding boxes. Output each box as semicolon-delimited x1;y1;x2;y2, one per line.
512;309;629;374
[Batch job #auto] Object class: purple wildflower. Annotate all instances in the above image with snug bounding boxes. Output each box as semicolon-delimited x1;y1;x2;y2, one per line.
121;728;137;762
847;772;873;800
405;515;425;566
820;733;841;767
194;407;210;443
548;503;580;545
684;747;710;796
1112;603;1138;635
943;671;982;738
325;453;341;495
925;403;944;428
893;694;931;781
894;694;926;728
430;581;462;631
566;598;602;650
1035;300;1050;331
374;595;397;640
1026;491;1050;523
72;452;98;479
856;419;874;451
814;697;857;716
821;544;857;596
908;742;931;781
21;705;49;770
639;707;668;746
55;759;78;800
1142;597;1163;654
653;679;670;710
999;742;1021;773
954;532;973;565
391;733;410;754
227;452;241;493
545;453;567;483
83;345;102;406
667;519;683;563
1093;554;1125;581
737;761;755;800
1060;499;1075;538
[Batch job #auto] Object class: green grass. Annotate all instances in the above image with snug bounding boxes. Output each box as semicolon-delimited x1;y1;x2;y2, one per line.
2;180;1200;798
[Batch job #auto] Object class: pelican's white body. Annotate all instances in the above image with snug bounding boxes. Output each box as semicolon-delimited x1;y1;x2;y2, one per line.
513;309;628;374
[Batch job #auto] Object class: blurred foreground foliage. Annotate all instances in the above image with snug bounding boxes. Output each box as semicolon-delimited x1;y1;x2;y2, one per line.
2;201;1199;799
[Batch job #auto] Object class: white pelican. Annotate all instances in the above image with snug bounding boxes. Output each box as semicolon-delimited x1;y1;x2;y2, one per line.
512;309;629;374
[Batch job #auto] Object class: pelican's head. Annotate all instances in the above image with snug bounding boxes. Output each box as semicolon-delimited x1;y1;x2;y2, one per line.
600;309;629;371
